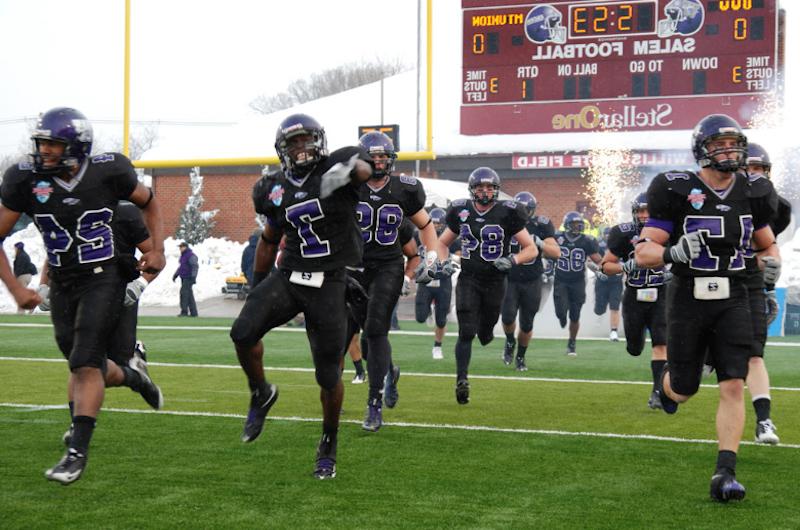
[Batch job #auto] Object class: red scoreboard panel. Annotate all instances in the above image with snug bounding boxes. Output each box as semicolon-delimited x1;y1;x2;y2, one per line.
461;0;779;135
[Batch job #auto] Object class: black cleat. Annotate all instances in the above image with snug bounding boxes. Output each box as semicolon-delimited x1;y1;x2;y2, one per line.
654;364;678;414
566;339;577;357
128;351;163;410
502;339;516;365
62;424;74;447
710;472;746;503
313;433;337;480
241;384;279;443
383;366;400;409
362;398;382;432
515;356;528;372
455;379;470;405
45;448;87;485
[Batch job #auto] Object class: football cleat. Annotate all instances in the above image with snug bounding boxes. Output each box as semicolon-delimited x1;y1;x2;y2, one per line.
647;391;663;410
566;339;577;357
383;366;400;409
654;364;678;414
755;419;779;445
455;379;470;405
432;346;443;360
362;398;382;432
313;434;337;480
45;448;87;485
241;384;279;443
515;356;528;372
128;350;163;410
351;372;366;385
710;472;746;503
502;338;516;365
609;330;619;342
62;424;74;447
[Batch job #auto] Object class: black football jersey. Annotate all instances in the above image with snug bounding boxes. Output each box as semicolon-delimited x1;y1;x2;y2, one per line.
445;198;527;278
607;222;667;288
252;146;371;272
646;170;777;278
114;201;150;256
508;215;555;282
771;195;792;237
554;232;599;282
357;175;426;266
398;218;415;247
1;153;139;273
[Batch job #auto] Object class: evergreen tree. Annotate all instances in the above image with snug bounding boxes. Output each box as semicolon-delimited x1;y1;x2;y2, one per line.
175;167;218;244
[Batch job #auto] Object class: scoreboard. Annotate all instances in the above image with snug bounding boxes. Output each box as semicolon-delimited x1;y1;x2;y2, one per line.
461;0;780;134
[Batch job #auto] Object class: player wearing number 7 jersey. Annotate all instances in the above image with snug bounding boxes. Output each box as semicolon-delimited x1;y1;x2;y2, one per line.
635;114;779;503
0;107;165;485
436;167;538;404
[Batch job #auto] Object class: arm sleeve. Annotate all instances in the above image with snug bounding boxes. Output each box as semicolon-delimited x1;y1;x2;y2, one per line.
108;154;140;200
644;174;675;234
0;166;29;213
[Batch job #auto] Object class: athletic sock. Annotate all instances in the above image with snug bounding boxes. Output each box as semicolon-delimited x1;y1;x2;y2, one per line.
68;401;74;421
70;415;96;455
651;360;667;389
353;359;364;376
517;345;528;359
753;397;772;423
121;366;143;389
505;332;515;343
716;450;737;475
434;341;442;347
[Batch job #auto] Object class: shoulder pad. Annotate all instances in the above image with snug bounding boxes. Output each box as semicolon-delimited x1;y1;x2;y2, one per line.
451;198;467;207
17;161;33;171
536;215;550;224
502;200;517;208
398;175;418;186
91;153;116;164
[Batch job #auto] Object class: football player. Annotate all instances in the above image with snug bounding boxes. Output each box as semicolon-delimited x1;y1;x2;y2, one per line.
600;193;669;409
592;227;624;342
553;211;602;356
351;131;439;431
230;114;373;480
414;207;461;360
435;167;538;404
0;107;165;485
635;114;780;502
739;142;791;444
500;191;559;371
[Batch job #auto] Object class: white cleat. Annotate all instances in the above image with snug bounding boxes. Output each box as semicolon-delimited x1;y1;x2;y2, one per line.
755;419;779;445
432;346;443;359
609;330;619;342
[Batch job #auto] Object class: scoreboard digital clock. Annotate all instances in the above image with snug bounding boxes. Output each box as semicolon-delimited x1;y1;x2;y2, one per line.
461;0;780;135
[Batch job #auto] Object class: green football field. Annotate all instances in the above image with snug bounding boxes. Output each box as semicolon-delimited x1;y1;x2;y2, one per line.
1;314;798;529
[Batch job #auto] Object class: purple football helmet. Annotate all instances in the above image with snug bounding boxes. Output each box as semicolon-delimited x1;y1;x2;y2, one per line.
358;131;396;178
746;142;771;178
30;107;93;174
275;113;328;176
525;4;566;44
468;167;501;206
658;0;704;37
631;192;648;230
429;207;446;224
514;191;537;217
691;114;747;173
563;211;585;236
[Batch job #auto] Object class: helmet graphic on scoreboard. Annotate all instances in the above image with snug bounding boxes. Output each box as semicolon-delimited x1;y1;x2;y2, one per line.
525;4;567;44
657;0;705;38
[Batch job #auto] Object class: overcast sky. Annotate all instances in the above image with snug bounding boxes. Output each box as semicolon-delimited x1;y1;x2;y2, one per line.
0;1;796;158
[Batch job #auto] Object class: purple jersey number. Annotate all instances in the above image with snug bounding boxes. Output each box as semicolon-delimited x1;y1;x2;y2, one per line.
285;199;331;258
34;208;114;266
356;202;403;245
684;215;752;271
459;224;504;261
556;247;586;272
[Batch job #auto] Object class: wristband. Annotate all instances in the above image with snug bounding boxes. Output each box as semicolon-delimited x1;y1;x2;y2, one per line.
662;246;674;264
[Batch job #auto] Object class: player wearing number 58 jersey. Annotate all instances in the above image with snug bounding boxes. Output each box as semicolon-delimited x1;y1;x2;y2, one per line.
636;114;779;502
0;107;165;485
437;167;538;404
230;114;373;480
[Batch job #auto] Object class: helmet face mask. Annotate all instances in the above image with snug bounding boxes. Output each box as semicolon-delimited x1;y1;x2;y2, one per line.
275;114;327;176
468;167;501;206
691;114;747;173
30;107;93;174
631;193;649;230
358;131;396;179
746;142;771;179
514;191;537;218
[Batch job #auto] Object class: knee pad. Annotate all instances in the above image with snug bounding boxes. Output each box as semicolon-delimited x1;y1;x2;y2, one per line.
670;371;701;397
315;363;341;392
477;329;494;346
230;316;256;347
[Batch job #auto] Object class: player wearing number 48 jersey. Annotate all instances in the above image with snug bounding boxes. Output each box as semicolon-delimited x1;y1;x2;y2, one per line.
636;114;780;502
230;113;373;480
0;107;166;486
436;167;538;404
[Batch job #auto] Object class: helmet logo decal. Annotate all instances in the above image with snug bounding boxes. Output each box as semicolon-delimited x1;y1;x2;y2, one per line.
458;209;470;222
657;0;705;38
525;4;567;44
269;184;284;206
688;188;706;210
33;181;53;203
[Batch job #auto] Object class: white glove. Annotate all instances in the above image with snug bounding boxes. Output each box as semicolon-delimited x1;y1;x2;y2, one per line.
401;275;412;296
621;260;639;274
533;235;544;251
493;255;515;272
124;278;148;307
37;284;51;312
762;256;781;285
765;289;779;326
319;153;359;199
667;231;703;263
594;270;608;282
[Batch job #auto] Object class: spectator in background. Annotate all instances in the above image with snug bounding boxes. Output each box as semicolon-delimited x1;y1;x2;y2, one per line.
13;242;37;314
241;231;259;286
173;241;198;317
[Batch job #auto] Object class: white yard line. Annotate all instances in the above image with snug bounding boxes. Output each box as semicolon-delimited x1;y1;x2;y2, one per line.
1;401;797;450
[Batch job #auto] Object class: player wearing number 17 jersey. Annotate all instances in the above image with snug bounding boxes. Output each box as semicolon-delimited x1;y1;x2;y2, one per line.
436;167;538;404
230;114;373;480
636;114;779;502
0;107;166;485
